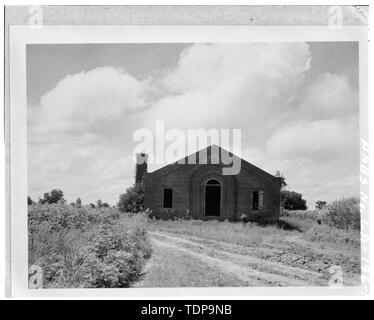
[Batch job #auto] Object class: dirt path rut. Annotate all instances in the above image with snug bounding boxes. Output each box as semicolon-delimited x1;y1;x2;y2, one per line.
148;231;335;287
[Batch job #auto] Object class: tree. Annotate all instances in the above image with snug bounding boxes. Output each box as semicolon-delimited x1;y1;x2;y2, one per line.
275;170;287;190
89;203;96;208
97;199;103;208
281;190;307;210
27;196;34;205
75;197;82;207
118;182;144;213
102;202;109;208
38;189;65;204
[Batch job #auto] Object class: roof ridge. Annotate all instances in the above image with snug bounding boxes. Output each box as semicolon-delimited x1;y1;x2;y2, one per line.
147;144;280;182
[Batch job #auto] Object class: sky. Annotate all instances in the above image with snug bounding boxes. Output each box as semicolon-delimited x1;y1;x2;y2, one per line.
27;42;359;206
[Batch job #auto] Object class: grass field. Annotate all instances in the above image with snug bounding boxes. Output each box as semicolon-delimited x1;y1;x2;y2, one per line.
28;205;361;288
147;210;360;249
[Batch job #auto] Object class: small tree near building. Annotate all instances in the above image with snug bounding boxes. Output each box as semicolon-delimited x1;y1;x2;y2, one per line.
118;182;145;213
275;170;287;190
281;190;307;210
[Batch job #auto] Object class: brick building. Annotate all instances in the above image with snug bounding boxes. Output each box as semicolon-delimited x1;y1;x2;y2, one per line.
138;145;282;222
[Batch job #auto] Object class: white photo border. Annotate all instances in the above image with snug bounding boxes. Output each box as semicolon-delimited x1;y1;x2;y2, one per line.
8;25;368;298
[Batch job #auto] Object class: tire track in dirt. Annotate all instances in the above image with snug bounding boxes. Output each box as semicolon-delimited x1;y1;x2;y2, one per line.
151;231;327;285
150;230;361;286
150;231;326;286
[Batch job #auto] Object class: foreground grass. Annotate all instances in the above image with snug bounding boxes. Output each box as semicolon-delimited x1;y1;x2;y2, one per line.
134;241;249;287
147;219;285;247
28;204;151;288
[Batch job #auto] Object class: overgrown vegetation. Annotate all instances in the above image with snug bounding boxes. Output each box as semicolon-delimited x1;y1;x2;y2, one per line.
322;197;360;231
29;182;360;288
281;190;307;210
118;182;145;213
38;189;65;204
280;206;360;248
149;218;291;247
148;208;360;250
281;198;360;232
28;203;151;288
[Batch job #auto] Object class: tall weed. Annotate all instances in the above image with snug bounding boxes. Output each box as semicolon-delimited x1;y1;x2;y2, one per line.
28;204;151;288
323;197;360;231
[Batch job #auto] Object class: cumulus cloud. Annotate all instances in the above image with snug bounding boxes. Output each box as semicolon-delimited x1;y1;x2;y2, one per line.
162;43;310;93
28;66;151;203
300;73;358;119
266;118;358;161
242;130;359;206
30;66;149;134
144;43;311;131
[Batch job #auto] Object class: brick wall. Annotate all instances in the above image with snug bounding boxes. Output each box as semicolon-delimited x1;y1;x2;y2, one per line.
144;159;281;222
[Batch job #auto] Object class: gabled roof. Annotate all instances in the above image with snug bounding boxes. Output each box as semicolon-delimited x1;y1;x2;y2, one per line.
147;144;281;183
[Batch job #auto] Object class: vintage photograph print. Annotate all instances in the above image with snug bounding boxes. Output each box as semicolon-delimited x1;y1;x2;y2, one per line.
26;40;361;289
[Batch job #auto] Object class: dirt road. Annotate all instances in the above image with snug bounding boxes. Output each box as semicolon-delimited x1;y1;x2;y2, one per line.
134;230;361;287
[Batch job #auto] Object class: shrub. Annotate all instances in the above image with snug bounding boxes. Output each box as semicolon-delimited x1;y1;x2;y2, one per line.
281;190;307;210
315;200;327;210
28;203;88;232
28;204;151;288
323;197;360;231
118;182;145;213
78;221;151;288
38;189;65;204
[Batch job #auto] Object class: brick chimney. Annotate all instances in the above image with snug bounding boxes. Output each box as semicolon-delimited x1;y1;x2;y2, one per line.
135;153;148;183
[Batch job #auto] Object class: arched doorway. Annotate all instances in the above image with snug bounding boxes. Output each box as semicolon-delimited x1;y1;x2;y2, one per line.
189;166;236;220
205;179;221;216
